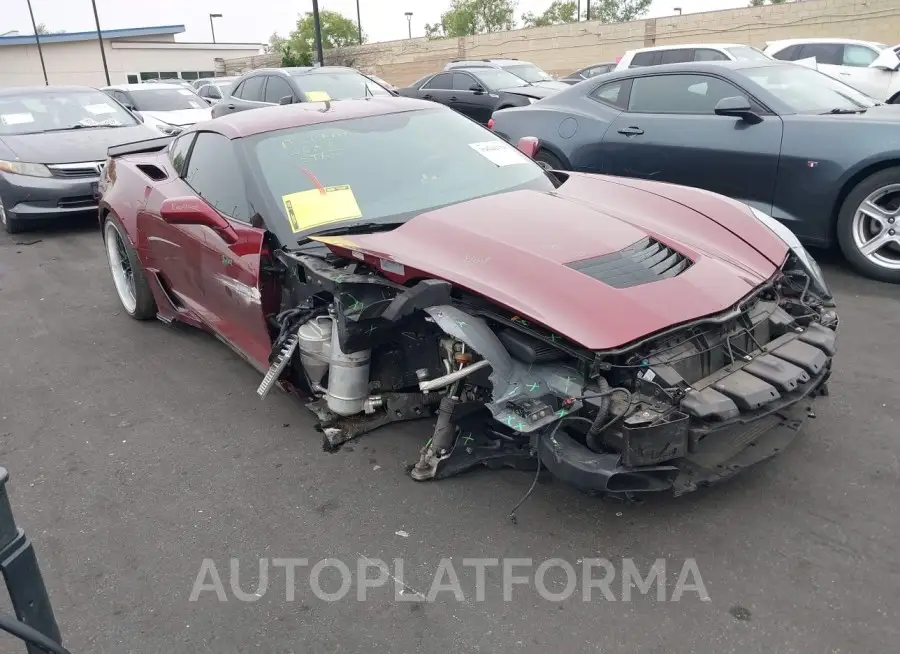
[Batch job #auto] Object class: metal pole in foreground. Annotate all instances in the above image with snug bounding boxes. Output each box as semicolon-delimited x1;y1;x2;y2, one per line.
405;12;413;39
356;0;362;44
0;467;64;654
25;0;48;86
89;0;110;85
209;13;222;44
311;0;325;66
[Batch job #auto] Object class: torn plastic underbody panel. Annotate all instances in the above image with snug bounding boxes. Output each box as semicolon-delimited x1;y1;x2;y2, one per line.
258;247;837;498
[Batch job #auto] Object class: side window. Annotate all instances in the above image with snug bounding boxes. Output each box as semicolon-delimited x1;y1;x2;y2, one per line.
207;86;222;99
629;52;657;68
231;81;245;99
264;75;294;103
240;76;265;102
843;44;879;67
452;72;477;90
798;43;842;65
771;44;801;61
197;85;209;98
168;133;194;176
182;132;251;222
589;80;630;110
423;73;453;90
628;74;742;114
660;49;694;64
694;49;729;62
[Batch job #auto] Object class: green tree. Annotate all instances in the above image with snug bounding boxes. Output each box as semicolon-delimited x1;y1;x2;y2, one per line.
272;10;364;65
749;0;788;6
522;0;577;28
34;23;64;35
584;0;652;23
425;0;517;38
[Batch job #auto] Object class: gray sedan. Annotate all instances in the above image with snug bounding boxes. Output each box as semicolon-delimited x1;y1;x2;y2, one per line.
490;60;900;283
0;86;157;234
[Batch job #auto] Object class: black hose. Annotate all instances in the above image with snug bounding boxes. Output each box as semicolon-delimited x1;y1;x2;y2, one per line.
584;386;633;453
0;610;69;654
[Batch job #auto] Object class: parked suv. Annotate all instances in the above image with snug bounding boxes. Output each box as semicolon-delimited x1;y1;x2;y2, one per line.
614;43;772;70
764;38;900;103
444;59;569;91
210;67;393;118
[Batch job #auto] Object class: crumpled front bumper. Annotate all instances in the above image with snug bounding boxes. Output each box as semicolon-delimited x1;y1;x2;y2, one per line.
538;322;836;496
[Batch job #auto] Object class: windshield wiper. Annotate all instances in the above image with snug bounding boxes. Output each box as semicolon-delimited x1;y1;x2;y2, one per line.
823;107;867;114
298;220;405;244
40;123;123;133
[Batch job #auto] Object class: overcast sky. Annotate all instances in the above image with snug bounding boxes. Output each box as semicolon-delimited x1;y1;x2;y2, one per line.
5;0;745;45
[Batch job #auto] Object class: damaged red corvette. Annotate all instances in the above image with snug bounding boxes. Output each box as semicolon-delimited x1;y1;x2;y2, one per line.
98;97;838;497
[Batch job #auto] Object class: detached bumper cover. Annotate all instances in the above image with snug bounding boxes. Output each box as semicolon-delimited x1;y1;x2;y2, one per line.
538;323;836;495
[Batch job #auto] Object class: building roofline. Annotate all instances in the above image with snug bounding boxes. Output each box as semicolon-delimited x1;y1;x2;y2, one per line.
0;24;185;47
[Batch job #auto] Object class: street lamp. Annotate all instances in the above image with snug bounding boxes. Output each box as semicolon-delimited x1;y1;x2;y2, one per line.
25;0;48;85
311;0;325;66
209;13;222;44
404;12;413;39
90;0;110;85
674;7;682;15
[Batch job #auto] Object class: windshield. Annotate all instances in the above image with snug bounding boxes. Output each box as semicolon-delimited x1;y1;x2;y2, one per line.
292;71;392;100
504;64;554;83
744;64;879;112
471;68;529;89
0;89;137;135
247;107;554;244
726;46;772;61
130;88;207;111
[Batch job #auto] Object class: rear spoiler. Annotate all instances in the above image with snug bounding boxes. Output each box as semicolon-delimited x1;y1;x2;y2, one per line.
106;136;173;160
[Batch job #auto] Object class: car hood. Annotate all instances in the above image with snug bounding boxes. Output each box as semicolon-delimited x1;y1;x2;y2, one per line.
822;103;900;123
138;108;213;126
311;174;789;350
0;124;159;164
500;85;559;99
529;80;571;91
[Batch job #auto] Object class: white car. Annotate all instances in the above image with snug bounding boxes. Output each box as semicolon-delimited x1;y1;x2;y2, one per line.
101;83;213;136
764;38;900;103
195;77;239;106
614;43;773;70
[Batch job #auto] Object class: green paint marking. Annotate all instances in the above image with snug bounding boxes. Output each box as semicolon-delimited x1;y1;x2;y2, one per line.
461;433;474;445
562;376;574;393
527;381;540;392
505;416;515;427
549;334;559;342
335;274;348;283
515;421;527;431
556;409;567;418
424;438;432;448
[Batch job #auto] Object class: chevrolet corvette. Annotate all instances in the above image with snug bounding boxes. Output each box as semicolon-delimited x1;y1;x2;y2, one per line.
98;97;837;498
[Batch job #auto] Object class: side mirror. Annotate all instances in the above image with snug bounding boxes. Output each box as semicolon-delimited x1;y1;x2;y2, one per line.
470;84;485;94
869;48;900;71
516;136;540;159
159;196;238;244
279;95;294;105
714;96;762;124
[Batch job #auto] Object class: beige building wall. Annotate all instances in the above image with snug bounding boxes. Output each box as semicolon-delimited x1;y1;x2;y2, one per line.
0;37;262;88
223;0;900;86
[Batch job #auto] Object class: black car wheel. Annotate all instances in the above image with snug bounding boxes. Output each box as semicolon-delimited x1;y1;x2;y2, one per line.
103;213;157;319
837;166;900;283
0;195;26;234
536;150;565;171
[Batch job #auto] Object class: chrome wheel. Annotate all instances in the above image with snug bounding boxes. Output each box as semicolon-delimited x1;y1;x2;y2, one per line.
851;183;900;270
0;196;6;226
104;220;137;314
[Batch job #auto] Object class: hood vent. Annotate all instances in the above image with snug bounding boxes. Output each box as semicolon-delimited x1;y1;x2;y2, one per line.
567;237;692;289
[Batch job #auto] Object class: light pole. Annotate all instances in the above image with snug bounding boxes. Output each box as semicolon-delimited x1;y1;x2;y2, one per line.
404;12;413;39
209;13;222;44
356;0;362;44
90;0;110;85
25;0;48;86
311;0;325;66
674;7;682;15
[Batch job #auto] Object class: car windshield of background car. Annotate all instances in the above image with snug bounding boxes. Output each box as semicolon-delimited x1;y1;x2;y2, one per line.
744;64;879;113
725;46;772;61
504;64;555;83
216;81;235;95
0;90;138;135
292;72;392;100
470;68;529;89
130;88;207;111
249;107;554;240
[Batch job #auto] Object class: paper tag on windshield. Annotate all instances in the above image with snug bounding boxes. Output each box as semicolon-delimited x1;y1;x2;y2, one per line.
178;89;193;96
281;185;362;233
0;113;34;125
84;103;116;115
469;141;529;167
305;91;331;102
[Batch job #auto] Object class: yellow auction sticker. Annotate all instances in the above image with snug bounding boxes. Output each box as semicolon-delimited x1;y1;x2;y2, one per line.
305;91;331;102
282;185;362;233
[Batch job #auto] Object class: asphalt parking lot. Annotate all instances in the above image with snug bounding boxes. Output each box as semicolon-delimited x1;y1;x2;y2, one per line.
0;218;898;654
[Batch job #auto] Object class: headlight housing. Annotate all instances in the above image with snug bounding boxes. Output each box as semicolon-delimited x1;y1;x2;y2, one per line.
0;160;52;178
749;206;833;305
526;97;537;104
155;123;183;136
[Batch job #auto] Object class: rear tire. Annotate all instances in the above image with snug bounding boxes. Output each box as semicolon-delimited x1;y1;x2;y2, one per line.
836;166;900;283
103;213;157;319
536;150;565;171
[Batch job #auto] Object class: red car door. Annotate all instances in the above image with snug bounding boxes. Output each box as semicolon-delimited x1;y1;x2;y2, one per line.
169;131;273;370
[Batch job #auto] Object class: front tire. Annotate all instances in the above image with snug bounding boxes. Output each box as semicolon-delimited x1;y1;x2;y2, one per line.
0;196;26;234
836;166;900;283
103;214;157;319
536;150;565;171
